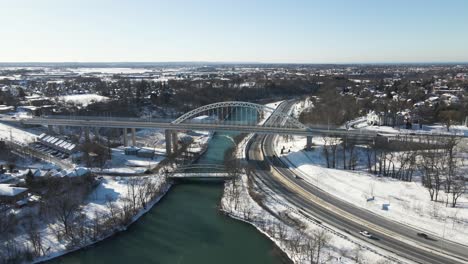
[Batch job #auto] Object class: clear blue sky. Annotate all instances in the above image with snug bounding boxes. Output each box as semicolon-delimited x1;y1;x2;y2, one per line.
1;0;467;63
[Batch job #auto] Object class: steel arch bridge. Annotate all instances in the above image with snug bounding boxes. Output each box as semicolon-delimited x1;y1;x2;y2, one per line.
172;101;308;130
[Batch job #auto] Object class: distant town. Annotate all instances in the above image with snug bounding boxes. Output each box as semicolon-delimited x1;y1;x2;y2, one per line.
1;63;467;264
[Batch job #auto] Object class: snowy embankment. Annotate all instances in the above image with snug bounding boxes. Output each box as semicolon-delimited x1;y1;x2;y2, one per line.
0;121;38;143
30;175;171;263
221;135;403;264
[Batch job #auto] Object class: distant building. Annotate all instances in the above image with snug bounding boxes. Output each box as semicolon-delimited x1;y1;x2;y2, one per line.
0;105;14;114
124;146;155;159
0;184;28;203
367;111;410;127
17;105;40;116
37;133;77;154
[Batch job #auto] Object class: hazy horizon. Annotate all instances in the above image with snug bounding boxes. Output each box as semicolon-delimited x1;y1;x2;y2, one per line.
1;0;468;63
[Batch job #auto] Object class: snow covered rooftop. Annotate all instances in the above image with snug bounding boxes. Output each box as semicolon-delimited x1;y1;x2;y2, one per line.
0;184;28;197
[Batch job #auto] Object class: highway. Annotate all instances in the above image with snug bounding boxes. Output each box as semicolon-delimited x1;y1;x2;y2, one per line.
246;101;468;264
0;114;381;139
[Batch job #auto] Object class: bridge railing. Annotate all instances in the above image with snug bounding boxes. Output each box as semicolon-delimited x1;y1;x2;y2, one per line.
40;115;174;123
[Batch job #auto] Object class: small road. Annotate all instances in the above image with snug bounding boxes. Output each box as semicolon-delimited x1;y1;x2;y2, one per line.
246;100;468;264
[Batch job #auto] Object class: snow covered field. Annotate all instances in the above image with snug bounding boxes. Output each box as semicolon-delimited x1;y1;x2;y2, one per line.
58;94;109;106
0;121;38;143
67;68;153;75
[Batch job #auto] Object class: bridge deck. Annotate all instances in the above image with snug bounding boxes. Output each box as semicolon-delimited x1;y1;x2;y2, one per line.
18;116;381;138
169;172;232;180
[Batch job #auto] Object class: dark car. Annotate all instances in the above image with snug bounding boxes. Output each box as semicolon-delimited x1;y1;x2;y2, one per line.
417;233;429;239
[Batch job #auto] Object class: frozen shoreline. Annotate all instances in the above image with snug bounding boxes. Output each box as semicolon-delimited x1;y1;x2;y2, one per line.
33;183;172;263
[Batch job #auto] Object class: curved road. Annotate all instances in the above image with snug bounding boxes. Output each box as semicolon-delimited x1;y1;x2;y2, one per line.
246;100;468;264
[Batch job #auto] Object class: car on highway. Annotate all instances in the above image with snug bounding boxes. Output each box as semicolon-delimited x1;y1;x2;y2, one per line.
417;233;429;239
359;230;373;238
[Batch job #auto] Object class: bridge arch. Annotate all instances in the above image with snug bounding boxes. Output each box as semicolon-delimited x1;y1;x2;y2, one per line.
172;101;308;130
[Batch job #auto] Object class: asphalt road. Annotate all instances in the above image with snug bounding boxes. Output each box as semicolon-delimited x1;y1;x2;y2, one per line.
246;100;468;264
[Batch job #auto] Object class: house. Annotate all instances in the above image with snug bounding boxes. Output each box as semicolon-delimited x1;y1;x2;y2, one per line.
17;105;41;116
440;93;460;106
136;148;155;159
0;105;14;114
124;146;155;158
124;146;140;155
367;111;409;127
0;184;28;203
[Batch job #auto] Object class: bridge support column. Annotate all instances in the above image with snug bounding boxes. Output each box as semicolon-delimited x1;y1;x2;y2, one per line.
165;130;172;155
94;127;100;138
58;125;64;134
123;128;128;147
306;136;313;151
131;128;136;146
48;125;54;134
84;127;90;142
172;131;178;153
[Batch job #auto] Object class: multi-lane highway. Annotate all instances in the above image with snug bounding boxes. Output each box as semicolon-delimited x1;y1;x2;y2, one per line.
246;101;468;264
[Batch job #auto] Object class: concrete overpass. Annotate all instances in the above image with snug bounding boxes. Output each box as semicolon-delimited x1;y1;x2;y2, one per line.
10;101;376;153
3;101;463;155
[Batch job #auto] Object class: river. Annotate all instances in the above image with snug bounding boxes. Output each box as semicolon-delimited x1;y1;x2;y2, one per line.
49;112;285;264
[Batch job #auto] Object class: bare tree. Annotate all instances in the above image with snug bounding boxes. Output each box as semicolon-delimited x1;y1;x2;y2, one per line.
322;137;331;168
51;192;81;237
127;178;139;214
313;229;331;263
105;195;121;226
26;217;44;257
451;180;466;208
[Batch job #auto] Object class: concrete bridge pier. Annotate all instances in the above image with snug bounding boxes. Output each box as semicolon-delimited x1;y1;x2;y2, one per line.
165;130;172;155
94;127;100;138
48;125;54;134
84;127;90;142
58;125;64;134
123;128;128;146
172;131;179;153
131;128;136;146
306;136;313;151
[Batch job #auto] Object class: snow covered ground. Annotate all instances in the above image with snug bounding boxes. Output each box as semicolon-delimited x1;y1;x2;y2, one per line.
67;67;154;75
354;120;468;137
24;175;170;263
58;94;109;106
0;121;38;143
95;147;165;175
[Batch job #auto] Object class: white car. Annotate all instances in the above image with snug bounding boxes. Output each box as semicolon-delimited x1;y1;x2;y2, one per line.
359;230;373;238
